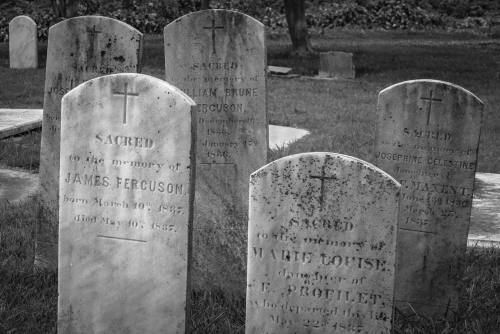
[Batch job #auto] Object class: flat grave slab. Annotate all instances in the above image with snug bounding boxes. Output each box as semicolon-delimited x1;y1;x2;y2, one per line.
0;109;43;139
0;168;39;203
469;172;500;247
268;124;309;148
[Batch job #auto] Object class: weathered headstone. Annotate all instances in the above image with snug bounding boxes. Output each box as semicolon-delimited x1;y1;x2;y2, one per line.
318;51;355;79
9;15;38;69
58;73;195;333
246;153;400;334
36;16;143;270
373;79;483;317
164;9;267;296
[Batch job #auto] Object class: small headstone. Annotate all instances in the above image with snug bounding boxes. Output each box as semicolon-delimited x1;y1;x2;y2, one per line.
58;73;195;333
373;79;483;317
246;153;400;334
9;15;38;69
0;108;42;139
36;16;143;270
318;51;355;79
164;9;267;297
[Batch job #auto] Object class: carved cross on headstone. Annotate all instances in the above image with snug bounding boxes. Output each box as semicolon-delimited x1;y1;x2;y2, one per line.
86;25;101;52
113;82;139;124
203;17;224;55
310;163;337;210
420;90;442;126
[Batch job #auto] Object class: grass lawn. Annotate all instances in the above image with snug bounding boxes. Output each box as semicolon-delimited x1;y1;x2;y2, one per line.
1;31;500;333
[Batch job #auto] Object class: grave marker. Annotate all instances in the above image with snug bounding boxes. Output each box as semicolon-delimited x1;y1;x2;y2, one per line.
164;9;267;296
58;73;195;333
246;153;400;334
9;15;38;69
36;16;143;270
373;79;483;317
318;51;355;79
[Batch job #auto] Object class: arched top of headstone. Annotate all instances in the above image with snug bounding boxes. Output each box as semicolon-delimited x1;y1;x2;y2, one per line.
251;152;400;188
166;9;264;30
9;15;36;26
380;79;483;106
49;15;142;35
63;73;195;108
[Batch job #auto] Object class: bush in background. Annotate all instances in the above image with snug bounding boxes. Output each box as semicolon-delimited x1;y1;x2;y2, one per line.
1;0;500;42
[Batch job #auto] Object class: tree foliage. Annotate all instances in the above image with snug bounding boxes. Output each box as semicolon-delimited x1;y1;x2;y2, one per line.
0;0;498;42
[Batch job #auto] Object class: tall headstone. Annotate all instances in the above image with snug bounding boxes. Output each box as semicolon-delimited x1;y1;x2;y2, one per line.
36;16;143;270
373;80;483;317
58;73;195;333
164;9;267;296
246;153;400;334
9;15;38;69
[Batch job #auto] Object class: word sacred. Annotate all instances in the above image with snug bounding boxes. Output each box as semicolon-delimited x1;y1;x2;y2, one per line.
95;133;154;149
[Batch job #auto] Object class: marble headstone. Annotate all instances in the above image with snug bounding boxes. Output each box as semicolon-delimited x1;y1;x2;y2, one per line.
318;51;354;79
373;79;483;317
36;16;143;270
9;15;38;69
164;9;267;296
58;73;195;333
246;153;400;334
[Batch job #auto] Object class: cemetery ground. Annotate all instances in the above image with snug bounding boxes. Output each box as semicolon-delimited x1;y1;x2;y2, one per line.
1;31;500;333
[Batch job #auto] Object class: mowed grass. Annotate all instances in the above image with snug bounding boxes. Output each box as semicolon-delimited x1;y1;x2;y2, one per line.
1;31;500;332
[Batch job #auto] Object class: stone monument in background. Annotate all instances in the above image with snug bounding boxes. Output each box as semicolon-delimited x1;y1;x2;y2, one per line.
373;79;483;317
36;16;143;270
164;9;267;298
9;15;38;69
58;73;195;333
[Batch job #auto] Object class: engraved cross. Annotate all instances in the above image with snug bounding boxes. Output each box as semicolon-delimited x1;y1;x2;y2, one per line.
310;164;337;211
113;83;139;125
86;25;101;51
420;90;442;126
203;18;224;55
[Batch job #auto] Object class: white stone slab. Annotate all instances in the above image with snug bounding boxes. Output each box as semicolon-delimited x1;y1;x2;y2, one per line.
246;152;400;334
165;9;267;297
37;15;143;270
268;124;309;149
9;15;38;69
0;109;42;139
58;73;195;333
373;79;483;318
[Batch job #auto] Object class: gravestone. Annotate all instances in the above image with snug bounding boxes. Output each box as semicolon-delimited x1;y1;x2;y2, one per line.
36;16;143;270
164;9;267;296
373;79;483;317
246;153;400;334
58;73;195;333
318;51;355;79
9;15;38;69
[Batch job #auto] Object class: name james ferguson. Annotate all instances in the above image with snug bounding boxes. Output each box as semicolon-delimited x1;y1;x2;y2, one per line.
63;173;183;194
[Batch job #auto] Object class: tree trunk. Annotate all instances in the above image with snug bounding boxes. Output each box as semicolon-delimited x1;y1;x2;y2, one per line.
201;0;210;10
162;0;179;17
52;0;79;18
284;0;314;56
